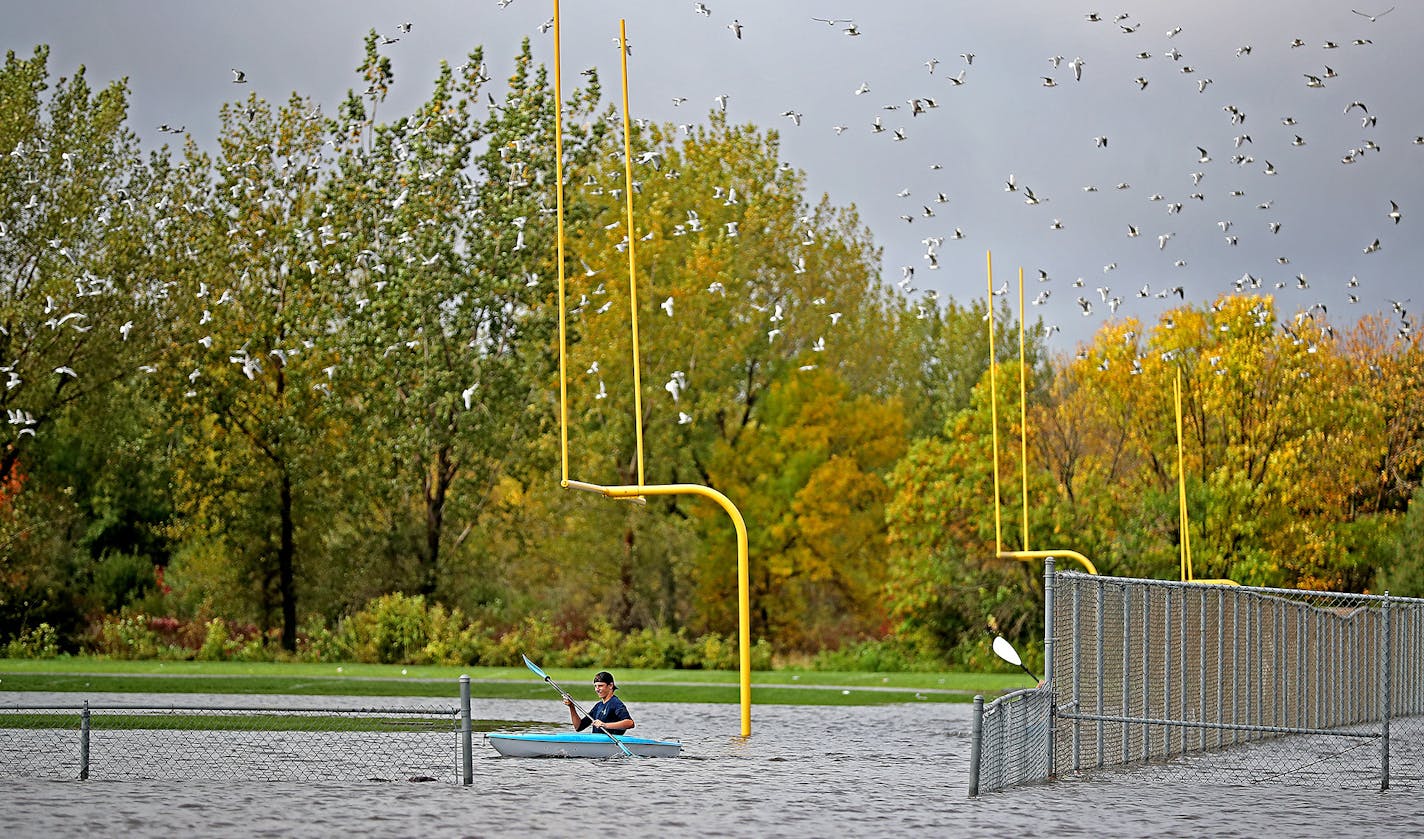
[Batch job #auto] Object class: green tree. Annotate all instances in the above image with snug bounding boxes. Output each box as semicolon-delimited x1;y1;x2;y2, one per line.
318;36;607;608
0;47;168;641
151;88;337;651
561;113;897;644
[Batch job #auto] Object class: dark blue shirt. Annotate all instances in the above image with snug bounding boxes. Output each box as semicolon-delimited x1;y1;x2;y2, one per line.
577;695;633;732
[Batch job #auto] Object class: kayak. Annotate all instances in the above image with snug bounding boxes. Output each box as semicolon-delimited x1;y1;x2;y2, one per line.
487;732;683;758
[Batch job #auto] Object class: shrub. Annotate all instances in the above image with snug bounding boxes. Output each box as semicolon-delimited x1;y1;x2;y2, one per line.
486;616;565;667
582;619;685;670
296;618;344;663
338;592;430;664
806;637;930;672
420;603;494;666
4;623;60;658
93;612;165;659
196;617;232;661
690;631;737;670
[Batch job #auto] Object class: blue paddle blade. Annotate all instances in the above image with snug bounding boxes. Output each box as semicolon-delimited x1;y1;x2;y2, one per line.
522;653;550;681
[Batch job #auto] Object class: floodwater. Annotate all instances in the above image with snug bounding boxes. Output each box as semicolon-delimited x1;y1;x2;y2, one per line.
3;691;1422;838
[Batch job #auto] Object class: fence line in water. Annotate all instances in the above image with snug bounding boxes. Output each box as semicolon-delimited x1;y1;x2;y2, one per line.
972;563;1424;795
1;676;486;784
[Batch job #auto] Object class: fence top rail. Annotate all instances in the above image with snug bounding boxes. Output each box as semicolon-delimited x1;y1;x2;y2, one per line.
1054;571;1424;608
982;686;1048;713
0;704;458;715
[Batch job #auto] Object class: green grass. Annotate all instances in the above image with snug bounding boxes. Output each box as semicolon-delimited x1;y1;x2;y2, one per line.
0;658;1033;706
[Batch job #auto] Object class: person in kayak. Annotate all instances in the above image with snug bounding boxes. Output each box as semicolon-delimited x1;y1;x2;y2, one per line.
566;670;635;734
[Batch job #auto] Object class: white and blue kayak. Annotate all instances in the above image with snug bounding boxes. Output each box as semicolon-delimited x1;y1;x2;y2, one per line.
488;732;683;758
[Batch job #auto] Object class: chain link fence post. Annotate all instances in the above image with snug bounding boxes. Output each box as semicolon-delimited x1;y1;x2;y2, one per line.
79;701;90;781
1382;592;1391;792
968;695;983;797
1044;556;1056;779
460;675;473;786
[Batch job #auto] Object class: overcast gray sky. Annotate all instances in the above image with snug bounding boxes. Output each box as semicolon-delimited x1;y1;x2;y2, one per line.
6;0;1420;348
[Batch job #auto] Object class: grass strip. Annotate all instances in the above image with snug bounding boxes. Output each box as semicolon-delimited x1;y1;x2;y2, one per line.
0;658;1033;706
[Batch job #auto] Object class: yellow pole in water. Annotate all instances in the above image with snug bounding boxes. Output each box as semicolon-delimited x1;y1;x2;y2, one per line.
986;251;1002;554
550;9;760;733
553;0;569;486
1176;369;1193;581
618;20;646;487
569;480;752;736
1017;267;1029;552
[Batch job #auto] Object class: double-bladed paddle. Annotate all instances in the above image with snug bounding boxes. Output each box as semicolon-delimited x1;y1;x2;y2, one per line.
522;653;635;758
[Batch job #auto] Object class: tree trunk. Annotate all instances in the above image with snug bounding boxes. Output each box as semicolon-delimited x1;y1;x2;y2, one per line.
616;522;637;631
420;444;453;597
278;466;297;652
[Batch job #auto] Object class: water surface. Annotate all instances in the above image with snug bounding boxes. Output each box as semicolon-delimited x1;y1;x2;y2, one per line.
3;693;1419;837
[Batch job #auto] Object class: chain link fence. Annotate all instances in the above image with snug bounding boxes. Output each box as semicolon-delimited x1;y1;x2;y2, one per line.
0;702;462;782
968;687;1052;796
972;564;1424;795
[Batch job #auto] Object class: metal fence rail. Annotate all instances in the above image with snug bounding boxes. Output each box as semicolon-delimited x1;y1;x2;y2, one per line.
971;563;1424;795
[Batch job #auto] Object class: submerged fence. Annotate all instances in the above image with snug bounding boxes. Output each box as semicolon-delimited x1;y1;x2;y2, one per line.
971;562;1424;795
1;676;484;784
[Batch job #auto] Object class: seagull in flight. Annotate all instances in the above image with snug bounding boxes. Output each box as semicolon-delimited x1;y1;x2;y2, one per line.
230;68;248;83
727;19;742;39
1352;7;1395;21
811;16;853;26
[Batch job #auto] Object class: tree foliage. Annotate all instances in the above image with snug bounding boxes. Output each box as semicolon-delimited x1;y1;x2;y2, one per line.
3;42;1422;668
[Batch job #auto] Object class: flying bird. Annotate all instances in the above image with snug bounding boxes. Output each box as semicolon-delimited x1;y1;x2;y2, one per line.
230;68;247;83
1352;7;1395;21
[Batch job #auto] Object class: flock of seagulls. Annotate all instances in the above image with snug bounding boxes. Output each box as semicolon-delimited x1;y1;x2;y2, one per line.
605;3;1420;358
7;4;1421;446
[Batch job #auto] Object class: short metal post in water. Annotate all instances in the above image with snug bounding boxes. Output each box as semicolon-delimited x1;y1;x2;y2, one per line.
460;675;474;786
968;695;983;798
80;701;90;781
